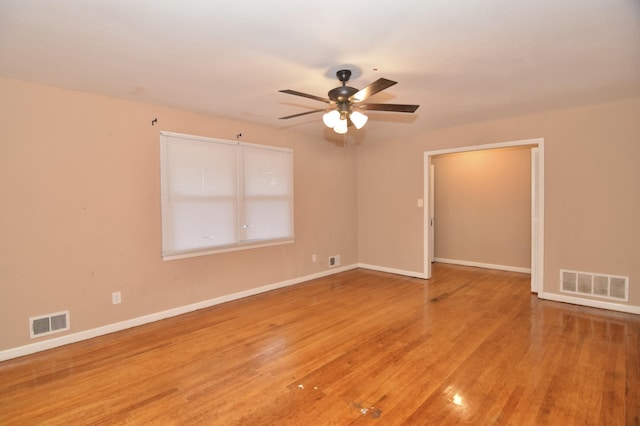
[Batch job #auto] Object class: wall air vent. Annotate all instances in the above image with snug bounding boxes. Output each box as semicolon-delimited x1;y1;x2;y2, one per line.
560;270;628;302
29;311;70;338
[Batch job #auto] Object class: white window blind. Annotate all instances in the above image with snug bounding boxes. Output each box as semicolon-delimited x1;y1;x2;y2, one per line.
160;132;293;259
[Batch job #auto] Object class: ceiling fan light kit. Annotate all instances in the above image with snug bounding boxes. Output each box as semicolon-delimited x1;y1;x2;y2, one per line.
279;69;419;135
349;111;368;129
322;110;340;128
333;118;348;134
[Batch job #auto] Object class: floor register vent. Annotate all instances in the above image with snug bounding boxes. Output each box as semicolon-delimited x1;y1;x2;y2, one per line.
560;269;628;302
29;311;70;338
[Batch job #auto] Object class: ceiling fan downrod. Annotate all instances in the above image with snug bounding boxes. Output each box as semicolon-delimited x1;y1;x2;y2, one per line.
328;70;358;103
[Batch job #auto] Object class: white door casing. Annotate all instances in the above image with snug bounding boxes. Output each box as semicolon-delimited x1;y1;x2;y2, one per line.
423;138;544;293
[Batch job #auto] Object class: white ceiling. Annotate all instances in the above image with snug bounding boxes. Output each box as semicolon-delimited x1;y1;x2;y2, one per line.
1;0;639;143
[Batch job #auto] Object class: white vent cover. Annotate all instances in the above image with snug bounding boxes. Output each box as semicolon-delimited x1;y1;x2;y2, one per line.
561;270;628;302
29;311;70;338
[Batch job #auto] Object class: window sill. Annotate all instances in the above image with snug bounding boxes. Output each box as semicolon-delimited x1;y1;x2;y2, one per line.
162;238;295;261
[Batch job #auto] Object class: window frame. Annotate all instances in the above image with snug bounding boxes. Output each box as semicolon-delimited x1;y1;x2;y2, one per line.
160;131;294;261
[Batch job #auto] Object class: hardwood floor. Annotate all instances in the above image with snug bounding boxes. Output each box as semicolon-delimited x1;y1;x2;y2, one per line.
1;263;639;425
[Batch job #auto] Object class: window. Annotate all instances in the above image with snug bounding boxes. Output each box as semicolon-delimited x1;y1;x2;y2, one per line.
160;132;293;260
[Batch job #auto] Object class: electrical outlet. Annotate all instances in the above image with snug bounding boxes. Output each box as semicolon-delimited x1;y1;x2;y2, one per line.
312;254;317;263
112;291;121;305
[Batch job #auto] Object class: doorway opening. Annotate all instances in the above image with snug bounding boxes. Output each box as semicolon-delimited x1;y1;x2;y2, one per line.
423;138;544;293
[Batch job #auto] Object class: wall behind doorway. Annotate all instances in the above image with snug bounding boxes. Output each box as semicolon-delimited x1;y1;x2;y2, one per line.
432;146;532;271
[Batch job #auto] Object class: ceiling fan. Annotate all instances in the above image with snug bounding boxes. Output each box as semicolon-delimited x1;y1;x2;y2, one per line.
279;69;420;134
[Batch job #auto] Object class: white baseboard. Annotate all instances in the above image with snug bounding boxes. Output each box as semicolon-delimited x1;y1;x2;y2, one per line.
5;262;634;362
0;264;358;362
358;263;427;279
538;291;640;315
434;258;531;274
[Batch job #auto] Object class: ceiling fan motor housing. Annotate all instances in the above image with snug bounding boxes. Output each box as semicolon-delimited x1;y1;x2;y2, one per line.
328;86;358;103
329;69;358;104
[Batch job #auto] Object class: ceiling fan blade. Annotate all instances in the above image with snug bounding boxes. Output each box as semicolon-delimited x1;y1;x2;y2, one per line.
350;78;397;103
358;103;420;113
279;109;326;119
279;89;331;104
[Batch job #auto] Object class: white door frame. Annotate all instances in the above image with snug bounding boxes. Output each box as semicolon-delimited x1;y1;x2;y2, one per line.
530;147;540;292
423;138;544;294
429;163;435;264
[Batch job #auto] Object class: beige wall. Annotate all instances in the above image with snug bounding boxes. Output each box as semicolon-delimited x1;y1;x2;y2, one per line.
0;77;358;351
357;97;640;307
2;75;639;354
432;147;532;269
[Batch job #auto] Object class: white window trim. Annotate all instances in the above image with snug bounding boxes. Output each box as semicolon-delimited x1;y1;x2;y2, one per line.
160;131;294;261
162;238;295;261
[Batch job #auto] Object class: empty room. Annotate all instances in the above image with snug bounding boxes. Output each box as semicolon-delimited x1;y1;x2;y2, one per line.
1;1;639;424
